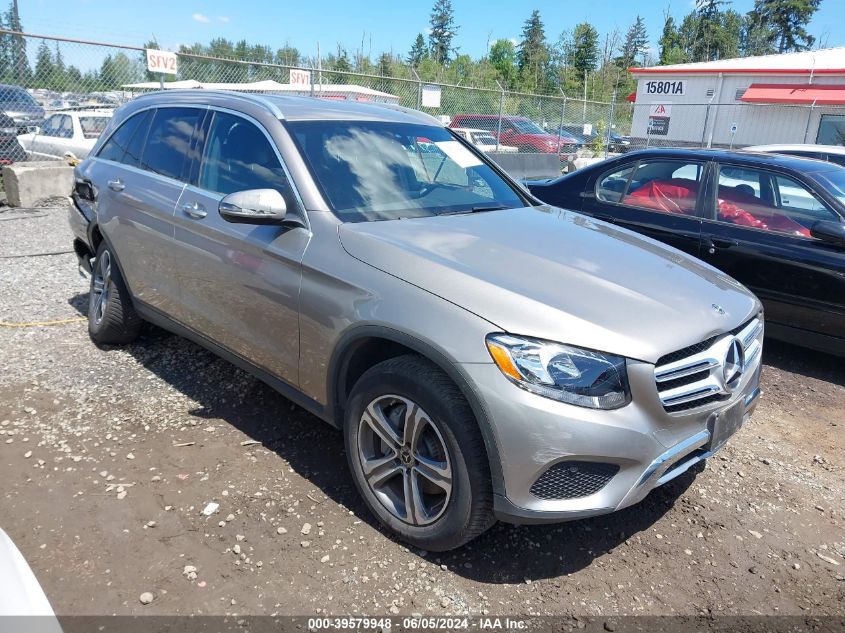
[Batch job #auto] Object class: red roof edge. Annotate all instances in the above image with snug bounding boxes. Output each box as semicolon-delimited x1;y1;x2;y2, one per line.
630;67;845;75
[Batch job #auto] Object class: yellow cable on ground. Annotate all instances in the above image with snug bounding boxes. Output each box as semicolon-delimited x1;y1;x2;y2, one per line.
0;316;87;328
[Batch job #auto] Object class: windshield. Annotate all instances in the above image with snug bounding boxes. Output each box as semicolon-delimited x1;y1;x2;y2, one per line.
816;169;845;210
0;88;38;106
287;120;527;222
511;119;546;135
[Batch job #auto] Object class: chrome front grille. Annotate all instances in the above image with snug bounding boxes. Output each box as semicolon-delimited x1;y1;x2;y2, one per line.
655;317;763;414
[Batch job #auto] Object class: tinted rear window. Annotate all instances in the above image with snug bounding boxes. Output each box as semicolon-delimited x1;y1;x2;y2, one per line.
97;111;148;164
140;108;202;180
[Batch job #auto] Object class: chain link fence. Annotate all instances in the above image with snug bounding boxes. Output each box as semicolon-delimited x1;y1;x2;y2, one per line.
3;29;843;171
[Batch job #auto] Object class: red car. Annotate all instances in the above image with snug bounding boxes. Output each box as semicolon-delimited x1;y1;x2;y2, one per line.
449;114;577;160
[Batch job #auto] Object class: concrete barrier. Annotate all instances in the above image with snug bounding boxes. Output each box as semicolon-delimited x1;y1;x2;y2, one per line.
488;153;562;180
2;161;74;208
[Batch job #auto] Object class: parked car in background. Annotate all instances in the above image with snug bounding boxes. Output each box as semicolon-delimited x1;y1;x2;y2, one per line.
551;126;632;154
0;84;44;133
18;109;112;161
526;148;845;355
0;112;27;164
449;114;577;161
743;144;845;167
71;91;762;550
451;127;517;153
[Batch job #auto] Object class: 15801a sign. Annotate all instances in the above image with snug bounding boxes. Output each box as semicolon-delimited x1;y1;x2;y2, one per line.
644;80;685;96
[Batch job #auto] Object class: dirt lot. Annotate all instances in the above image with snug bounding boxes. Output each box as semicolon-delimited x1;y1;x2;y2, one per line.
1;205;843;618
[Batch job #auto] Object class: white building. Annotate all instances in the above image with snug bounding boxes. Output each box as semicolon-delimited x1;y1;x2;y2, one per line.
629;48;845;147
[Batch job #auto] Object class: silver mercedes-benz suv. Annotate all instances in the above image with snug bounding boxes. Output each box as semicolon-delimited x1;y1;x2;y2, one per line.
69;91;763;551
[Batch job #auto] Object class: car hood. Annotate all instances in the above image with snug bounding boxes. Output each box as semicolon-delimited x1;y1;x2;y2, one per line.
338;206;759;363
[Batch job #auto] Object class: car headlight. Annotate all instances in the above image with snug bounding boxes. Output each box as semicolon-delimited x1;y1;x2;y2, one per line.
485;334;631;409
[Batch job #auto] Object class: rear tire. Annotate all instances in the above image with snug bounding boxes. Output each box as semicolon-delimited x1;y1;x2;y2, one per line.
88;241;141;345
344;355;495;551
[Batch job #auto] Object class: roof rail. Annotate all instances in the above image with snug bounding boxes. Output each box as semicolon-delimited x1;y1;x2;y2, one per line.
132;89;285;119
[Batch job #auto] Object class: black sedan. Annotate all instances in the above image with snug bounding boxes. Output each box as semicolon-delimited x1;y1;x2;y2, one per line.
526;148;845;356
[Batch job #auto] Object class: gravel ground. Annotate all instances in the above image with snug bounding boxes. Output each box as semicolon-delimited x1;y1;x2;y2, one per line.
1;205;843;618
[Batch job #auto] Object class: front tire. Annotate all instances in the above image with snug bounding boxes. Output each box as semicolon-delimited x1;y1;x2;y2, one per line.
344;355;494;551
88;242;141;345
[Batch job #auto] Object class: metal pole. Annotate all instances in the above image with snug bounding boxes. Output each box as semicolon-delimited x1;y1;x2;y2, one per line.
159;72;164;90
700;104;711;148
412;68;422;110
605;92;616;159
495;80;505;153
803;100;817;143
556;92;566;153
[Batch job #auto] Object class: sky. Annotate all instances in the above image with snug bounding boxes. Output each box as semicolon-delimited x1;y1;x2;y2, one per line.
18;0;845;67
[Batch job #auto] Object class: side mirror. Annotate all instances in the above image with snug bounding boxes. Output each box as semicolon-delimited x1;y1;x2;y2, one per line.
810;219;845;247
219;189;287;225
27;125;40;134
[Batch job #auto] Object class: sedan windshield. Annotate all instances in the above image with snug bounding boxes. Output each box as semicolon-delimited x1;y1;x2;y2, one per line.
287;120;527;222
816;169;845;211
511;119;547;135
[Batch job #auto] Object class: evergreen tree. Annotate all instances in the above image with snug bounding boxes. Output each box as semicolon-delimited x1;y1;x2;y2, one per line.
741;11;777;56
34;41;54;84
754;0;821;52
570;22;599;86
619;15;648;68
693;0;730;61
516;9;549;91
658;14;685;65
407;33;427;67
5;0;29;82
428;0;457;65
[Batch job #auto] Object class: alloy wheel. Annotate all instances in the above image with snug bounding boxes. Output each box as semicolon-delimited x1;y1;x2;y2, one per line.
357;395;452;525
91;250;111;325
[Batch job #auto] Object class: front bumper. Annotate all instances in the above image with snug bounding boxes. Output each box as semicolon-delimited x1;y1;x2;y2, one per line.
461;349;762;525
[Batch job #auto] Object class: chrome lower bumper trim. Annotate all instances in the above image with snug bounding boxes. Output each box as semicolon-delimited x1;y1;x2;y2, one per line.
635;429;711;489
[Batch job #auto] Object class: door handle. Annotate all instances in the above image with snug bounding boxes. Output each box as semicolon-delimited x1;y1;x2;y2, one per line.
181;202;207;219
704;237;738;254
107;179;124;192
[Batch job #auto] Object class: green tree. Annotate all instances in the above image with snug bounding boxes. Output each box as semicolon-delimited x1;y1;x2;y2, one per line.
4;0;29;83
619;15;648;68
407;33;427;67
428;0;457;64
693;0;729;61
99;52;142;90
753;0;821;52
488;38;517;87
741;10;777;56
570;22;599;87
658;14;685;64
34;41;54;86
517;9;549;92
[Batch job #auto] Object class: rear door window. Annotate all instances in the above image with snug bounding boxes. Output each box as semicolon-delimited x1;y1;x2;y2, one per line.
139;107;202;181
97;111;150;164
598;160;705;215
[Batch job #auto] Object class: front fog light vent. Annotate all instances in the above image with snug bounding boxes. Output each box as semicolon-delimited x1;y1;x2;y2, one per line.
529;461;619;500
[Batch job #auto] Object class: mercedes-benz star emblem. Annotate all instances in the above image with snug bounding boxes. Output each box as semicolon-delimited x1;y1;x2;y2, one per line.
722;337;745;391
712;303;726;315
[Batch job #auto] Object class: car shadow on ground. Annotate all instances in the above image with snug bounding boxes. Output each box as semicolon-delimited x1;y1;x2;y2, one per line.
762;339;844;387
64;293;762;582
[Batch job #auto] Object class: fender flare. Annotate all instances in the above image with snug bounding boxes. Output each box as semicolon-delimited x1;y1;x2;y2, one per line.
327;325;505;496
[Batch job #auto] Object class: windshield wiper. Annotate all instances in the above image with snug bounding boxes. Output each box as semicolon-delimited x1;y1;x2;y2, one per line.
469;204;510;213
438;204;510;216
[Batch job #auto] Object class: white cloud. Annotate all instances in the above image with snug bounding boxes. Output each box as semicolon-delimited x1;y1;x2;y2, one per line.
217;16;230;23
192;12;211;23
